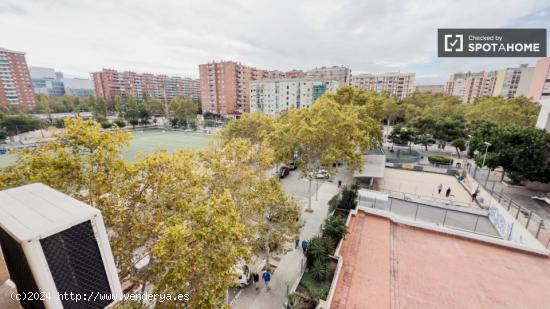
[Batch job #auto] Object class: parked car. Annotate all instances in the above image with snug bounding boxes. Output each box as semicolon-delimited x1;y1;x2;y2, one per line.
234;261;250;288
310;168;330;179
279;166;290;178
288;161;297;170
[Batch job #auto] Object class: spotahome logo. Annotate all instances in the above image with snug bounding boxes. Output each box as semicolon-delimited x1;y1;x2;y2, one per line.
438;28;546;57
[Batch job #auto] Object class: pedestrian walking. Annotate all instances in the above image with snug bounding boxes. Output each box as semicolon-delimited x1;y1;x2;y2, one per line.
437;184;443;194
301;240;308;255
446;187;451;197
338;180;342;188
252;272;260;291
295;237;300;249
466;162;470;169
472;191;478;202
262;271;271;291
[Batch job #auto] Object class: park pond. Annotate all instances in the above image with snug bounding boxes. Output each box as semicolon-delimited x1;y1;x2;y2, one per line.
0;129;213;168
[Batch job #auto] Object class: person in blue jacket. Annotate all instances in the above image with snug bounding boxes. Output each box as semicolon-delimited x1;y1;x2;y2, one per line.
301;239;308;255
262;271;271;291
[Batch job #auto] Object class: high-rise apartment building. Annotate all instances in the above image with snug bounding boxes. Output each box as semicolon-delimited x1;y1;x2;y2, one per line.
199;61;285;116
527;57;550;102
415;84;445;94
528;57;550;132
29;66;66;97
445;71;497;103
91;69;200;105
250;78;341;116
492;64;535;99
284;70;306;79
463;71;497;104
351;72;415;100
306;66;351;85
0;47;36;109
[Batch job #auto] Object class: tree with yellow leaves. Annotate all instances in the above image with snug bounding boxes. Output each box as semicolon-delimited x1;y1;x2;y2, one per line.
284;97;367;211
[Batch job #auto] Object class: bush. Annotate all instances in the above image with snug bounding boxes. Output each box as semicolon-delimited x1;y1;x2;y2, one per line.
322;216;347;244
53;118;65;128
310;259;329;281
299;272;331;301
114;118;126;128
306;236;334;267
100;120;112;129
338;186;357;210
328;193;340;212
428;155;453;165
0;127;7;140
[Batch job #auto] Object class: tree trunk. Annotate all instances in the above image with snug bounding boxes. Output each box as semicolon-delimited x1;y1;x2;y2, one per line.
455;147;461;158
307;177;312;211
264;234;270;272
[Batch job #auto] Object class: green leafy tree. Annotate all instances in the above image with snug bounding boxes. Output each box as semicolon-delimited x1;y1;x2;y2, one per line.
409;115;467;149
169;97;198;129
465;96;540;127
469;122;550;184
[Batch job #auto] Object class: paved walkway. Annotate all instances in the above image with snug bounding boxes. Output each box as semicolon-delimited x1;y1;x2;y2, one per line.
231;180;340;309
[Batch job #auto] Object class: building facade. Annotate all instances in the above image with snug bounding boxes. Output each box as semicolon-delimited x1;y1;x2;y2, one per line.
351;72;415;100
199;61;285;116
527;57;550;102
445;71;497;103
29;66;66;97
249;78;341;116
306;66;351;85
0;47;36;109
527;57;550;132
63;78;95;97
91;69;200;104
492;64;534;99
414;84;445;94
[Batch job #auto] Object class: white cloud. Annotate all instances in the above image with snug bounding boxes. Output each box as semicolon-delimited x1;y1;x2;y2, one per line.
0;0;548;83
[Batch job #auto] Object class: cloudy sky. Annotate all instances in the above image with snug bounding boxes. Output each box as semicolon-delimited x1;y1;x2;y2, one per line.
1;0;549;84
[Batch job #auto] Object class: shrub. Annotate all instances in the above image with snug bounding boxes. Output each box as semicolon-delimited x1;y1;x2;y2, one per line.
114;118;126;128
310;259;329;281
328;193;340;212
338;186;357;210
100;120;112;129
286;293;307;309
299;272;331;301
322;216;347;244
428;155;453;165
128;118;139;127
306;236;334;267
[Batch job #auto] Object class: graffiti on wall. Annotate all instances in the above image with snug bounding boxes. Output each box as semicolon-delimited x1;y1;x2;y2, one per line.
489;206;514;241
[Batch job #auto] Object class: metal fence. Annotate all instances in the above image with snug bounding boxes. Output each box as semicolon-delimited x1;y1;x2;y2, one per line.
492;190;550;248
357;192;500;238
464;164;550;248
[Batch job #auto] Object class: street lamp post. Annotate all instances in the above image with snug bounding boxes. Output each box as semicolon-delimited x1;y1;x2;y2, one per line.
481;142;491;169
462;134;473;174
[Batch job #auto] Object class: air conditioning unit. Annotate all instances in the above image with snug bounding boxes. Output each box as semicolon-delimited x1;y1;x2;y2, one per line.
0;183;122;308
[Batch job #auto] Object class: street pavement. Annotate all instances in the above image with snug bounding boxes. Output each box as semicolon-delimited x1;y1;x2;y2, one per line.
231;170;341;309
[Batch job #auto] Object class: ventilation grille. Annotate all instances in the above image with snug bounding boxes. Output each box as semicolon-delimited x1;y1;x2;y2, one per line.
40;220;113;309
0;228;46;309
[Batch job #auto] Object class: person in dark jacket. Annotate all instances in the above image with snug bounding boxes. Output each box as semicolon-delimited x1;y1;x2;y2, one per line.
301;240;308;255
252;272;260;290
446;187;451;197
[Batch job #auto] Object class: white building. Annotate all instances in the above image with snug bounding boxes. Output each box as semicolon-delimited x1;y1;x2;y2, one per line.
63;78;95;97
306;66;352;85
29;66;65;97
536;98;550;132
351;72;415;100
493;64;534;99
250;78;341;115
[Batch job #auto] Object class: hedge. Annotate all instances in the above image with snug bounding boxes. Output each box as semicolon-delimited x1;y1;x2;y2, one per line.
428;156;453;165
